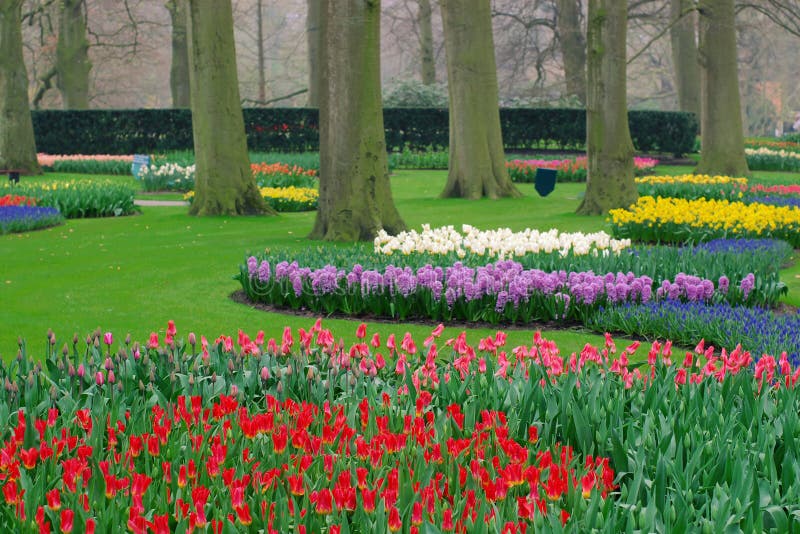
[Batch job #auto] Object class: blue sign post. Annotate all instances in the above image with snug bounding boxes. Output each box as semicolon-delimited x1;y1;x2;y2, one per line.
131;154;151;178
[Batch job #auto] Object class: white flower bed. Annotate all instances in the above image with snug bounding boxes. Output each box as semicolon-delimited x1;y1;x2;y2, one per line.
374;224;631;258
745;147;800;161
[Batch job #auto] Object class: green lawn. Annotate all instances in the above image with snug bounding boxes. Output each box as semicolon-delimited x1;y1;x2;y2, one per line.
4;166;799;362
0;171;611;361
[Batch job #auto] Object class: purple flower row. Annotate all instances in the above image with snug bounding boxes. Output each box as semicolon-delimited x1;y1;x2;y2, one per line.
246;257;754;308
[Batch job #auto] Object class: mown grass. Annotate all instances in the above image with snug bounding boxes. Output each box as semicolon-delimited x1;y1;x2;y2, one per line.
3;165;799;362
0;171;609;361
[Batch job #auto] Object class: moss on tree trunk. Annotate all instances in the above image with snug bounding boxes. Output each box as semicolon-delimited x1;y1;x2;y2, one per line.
439;0;520;200
577;0;637;215
0;0;41;174
56;0;90;109
186;0;273;217
308;0;406;241
166;0;190;108
695;0;749;177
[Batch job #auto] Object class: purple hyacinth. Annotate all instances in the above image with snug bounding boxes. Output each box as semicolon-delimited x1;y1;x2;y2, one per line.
740;273;755;299
257;260;271;283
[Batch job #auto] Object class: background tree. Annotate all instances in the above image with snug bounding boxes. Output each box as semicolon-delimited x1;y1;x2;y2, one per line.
55;0;90;108
0;0;41;174
166;0;190;107
577;0;636;215
669;0;700;117
695;0;748;176
417;0;435;84
439;0;520;199
186;0;272;216
309;0;405;241
556;0;586;104
306;0;320;106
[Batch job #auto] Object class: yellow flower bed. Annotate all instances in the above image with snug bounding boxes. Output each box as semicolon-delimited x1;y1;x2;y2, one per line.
260;186;318;212
183;187;318;212
609;196;800;246
635;174;748;186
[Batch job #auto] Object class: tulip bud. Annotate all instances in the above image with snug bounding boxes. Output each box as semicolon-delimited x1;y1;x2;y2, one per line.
103;332;113;346
276;382;283;393
284;366;293;376
211;373;217;384
68;364;76;377
124;333;131;346
188;374;195;386
77;364;85;378
95;371;104;386
260;367;270;381
231;384;239;396
188;333;196;347
62;343;69;357
228;359;235;373
104;357;114;371
139;380;145;392
73;333;79;346
107;370;116;384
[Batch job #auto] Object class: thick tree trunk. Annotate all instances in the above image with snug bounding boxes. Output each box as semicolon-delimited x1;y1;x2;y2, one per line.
56;0;90;109
166;0;190;108
309;0;406;241
306;0;321;107
669;0;700;118
439;0;520;200
577;0;636;215
695;0;748;176
0;0;41;174
186;0;273;216
556;0;586;105
418;0;435;85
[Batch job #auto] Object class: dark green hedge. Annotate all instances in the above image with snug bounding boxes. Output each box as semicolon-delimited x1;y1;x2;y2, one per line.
32;108;697;156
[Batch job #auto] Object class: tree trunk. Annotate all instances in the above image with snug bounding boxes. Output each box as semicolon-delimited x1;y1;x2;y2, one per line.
0;0;41;174
439;0;520;200
56;0;90;109
256;0;266;102
166;0;190;108
695;0;748;176
669;0;700;118
309;0;406;241
556;0;586;105
186;0;273;216
306;0;321;107
576;0;636;215
418;0;435;85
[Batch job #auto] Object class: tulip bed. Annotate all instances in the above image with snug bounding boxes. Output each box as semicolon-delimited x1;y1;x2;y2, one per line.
38;154;134;175
506;157;658;183
2;321;800;532
0;195;64;234
0;180;137;219
746;147;800;172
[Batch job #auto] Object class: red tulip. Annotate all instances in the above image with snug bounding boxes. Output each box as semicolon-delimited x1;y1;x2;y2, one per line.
46;488;61;510
235;503;253;526
60;509;74;533
388;505;402;532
